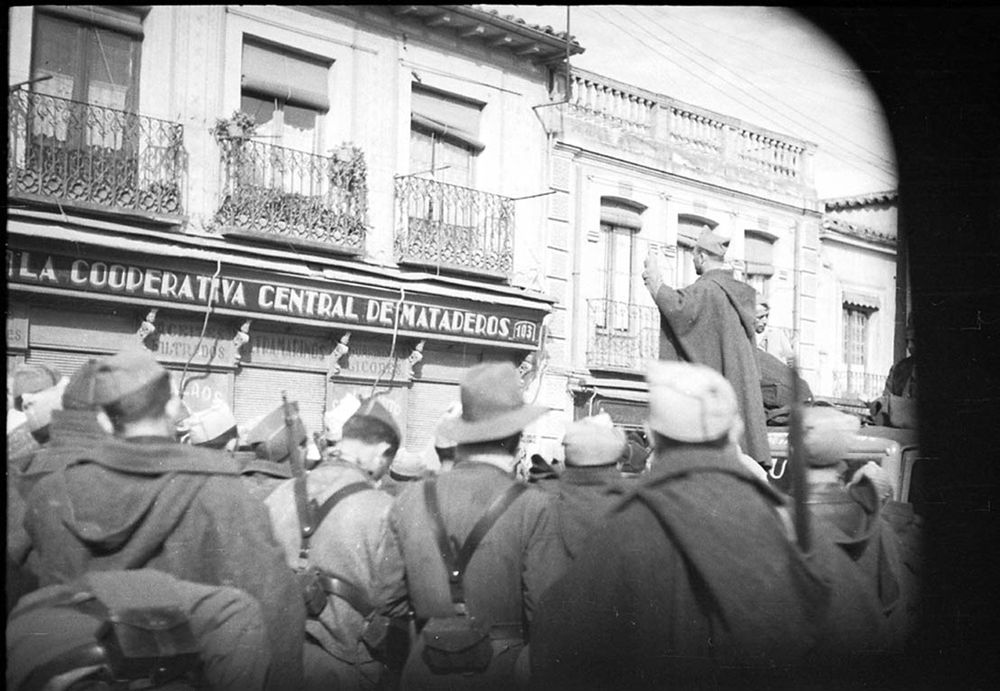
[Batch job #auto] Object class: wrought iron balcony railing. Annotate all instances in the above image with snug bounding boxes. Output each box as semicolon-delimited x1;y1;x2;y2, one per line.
394;175;514;280
586;299;660;371
831;367;886;402
7;89;185;219
215;140;367;255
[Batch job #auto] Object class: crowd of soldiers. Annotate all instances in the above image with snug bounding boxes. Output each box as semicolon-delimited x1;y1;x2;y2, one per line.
6;340;922;691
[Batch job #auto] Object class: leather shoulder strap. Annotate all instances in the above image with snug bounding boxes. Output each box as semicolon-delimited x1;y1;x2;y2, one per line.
456;482;528;575
298;481;370;563
424;477;458;576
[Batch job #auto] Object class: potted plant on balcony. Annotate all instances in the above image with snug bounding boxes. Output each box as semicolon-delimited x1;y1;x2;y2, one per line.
211;110;258;143
327;143;368;243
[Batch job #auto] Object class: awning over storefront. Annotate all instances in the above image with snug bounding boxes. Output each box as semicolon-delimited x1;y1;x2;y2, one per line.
842;290;881;311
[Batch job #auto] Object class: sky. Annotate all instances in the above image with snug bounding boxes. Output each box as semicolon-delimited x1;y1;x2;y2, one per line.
478;5;898;200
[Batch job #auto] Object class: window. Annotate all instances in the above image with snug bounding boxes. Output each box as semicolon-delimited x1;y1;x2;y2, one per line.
675;214;717;288
409;85;483;188
240;39;330;153
596;199;644;330
31;10;142;147
745;231;776;300
842;306;870;367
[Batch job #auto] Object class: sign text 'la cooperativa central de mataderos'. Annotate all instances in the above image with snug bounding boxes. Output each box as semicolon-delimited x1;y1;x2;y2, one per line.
7;248;543;347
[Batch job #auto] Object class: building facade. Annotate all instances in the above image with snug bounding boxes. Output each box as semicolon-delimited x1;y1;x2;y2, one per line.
7;5;582;449
532;67;825;437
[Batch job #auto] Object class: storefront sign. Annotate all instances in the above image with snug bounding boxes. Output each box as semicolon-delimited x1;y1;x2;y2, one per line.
153;320;233;367
7;248;544;347
7;303;28;350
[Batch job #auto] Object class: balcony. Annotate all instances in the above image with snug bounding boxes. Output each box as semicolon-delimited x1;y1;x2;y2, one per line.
7;89;185;220
215;140;366;255
394;175;514;280
586;299;659;371
831;367;885;402
565;69;814;195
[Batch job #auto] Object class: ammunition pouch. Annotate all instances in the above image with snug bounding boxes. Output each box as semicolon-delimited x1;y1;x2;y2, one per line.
296;567;329;618
420;614;492;674
96;603;200;684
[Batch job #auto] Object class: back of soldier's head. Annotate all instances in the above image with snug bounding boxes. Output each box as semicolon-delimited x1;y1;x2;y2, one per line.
89;348;172;432
341;413;400;458
645;360;740;452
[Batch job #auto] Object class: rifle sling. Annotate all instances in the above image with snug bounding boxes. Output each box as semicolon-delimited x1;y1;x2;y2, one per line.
298;481;370;561
424;477;528;608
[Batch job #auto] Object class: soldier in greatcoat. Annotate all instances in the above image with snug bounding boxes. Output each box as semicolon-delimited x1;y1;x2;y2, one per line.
530;361;887;690
387;362;568;690
20;346;305;690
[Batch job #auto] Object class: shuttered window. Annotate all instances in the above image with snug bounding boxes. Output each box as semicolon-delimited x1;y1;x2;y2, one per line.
26;348;98;380
241;39;330;111
405;381;459;451
234;367;326;437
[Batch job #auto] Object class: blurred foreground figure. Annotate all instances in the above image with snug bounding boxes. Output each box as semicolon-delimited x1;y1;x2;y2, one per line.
530;361;886;690
7;569;271;691
20;347;305;691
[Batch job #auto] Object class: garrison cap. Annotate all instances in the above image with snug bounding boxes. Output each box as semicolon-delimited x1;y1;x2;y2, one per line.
247;402;308;463
180;401;239;448
324;394;361;443
12;363;62;404
563;413;627;467
645;361;739;443
347;396;402;442
694;226;730;258
801;406;860;467
61;359;104;411
91;347;168;406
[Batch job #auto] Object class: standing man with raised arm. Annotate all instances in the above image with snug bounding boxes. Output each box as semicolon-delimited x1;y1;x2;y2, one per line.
642;226;770;467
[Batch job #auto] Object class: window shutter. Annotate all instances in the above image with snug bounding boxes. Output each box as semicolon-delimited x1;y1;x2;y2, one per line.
37;5;146;37
745;233;775;277
242;40;330;111
234;366;327;437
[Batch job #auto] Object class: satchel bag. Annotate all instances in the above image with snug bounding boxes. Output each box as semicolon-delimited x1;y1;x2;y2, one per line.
418;478;527;674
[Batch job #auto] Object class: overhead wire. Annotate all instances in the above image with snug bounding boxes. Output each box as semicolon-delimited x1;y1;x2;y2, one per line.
616;6;895;177
582;6;893;181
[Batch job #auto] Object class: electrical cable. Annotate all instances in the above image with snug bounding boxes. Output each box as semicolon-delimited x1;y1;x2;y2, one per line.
583;6;893;180
179;259;221;400
369;287;405;399
618;6;896;177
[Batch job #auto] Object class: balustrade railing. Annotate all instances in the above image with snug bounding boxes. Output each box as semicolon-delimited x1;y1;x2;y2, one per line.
586;299;659;371
569;73;656;133
563;69;812;190
215;139;366;254
394;175;513;279
7;89;184;218
831;367;885;402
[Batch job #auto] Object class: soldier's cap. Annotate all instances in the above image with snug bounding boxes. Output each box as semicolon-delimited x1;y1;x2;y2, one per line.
179;401;239;448
21;377;69;433
619;438;649;474
695;225;730;258
324;394;362;442
433;402;462;449
345;396;401;442
12;363;62;404
438;362;548;444
389;448;426;480
61;359;104;411
756;301;771;318
247;402;308;463
563;413;627;467
801;406;861;467
90;347;169;407
645;360;739;443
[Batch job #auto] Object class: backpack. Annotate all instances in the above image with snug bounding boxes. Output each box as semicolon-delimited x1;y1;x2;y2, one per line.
7;570;204;691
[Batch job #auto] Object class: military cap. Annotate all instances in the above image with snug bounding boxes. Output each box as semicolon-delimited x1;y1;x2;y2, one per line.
694;225;730;258
324;394;361;442
438;363;547;444
180;401;239;448
389;448;427;480
91;347;168;406
247;402;308;463
347;396;401;442
563;413;627;467
619;439;649;474
645;360;739;443
800;406;860;467
12;363;62;405
21;377;69;433
61;359;103;411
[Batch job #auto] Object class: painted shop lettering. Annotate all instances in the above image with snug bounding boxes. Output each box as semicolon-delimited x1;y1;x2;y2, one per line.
65;259;247;307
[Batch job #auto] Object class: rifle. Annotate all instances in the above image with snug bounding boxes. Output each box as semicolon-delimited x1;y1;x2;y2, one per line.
282;391;313;560
787;358;811;553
